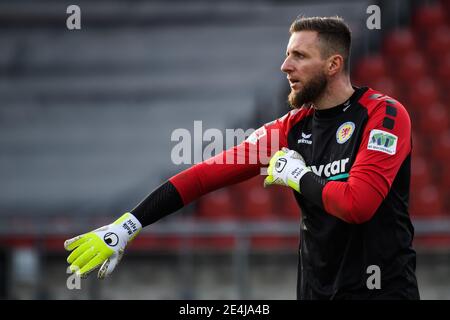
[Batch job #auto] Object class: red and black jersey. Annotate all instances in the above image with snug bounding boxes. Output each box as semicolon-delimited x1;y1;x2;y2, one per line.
168;86;419;299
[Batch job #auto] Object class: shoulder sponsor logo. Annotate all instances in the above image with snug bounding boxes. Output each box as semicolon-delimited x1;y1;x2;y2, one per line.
336;122;355;144
298;132;312;145
367;129;397;155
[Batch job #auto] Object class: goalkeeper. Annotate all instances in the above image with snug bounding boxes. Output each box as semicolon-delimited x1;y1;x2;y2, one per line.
65;16;419;300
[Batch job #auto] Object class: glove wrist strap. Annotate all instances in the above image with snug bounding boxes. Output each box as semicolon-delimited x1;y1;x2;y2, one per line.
113;212;142;241
287;166;312;193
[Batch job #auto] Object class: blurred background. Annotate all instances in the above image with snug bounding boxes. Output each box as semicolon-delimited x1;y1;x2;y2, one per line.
1;0;450;300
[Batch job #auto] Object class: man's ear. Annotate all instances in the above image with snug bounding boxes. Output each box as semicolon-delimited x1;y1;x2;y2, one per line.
327;54;344;76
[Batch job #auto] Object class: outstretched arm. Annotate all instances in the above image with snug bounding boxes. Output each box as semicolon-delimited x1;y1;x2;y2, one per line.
64;113;292;278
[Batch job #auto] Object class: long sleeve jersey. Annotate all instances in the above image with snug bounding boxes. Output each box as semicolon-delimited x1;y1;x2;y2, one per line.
138;86;419;299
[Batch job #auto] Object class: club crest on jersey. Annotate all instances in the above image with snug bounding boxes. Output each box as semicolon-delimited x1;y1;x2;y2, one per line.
336;122;355;144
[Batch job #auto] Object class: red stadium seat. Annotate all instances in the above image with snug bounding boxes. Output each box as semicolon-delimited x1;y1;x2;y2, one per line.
436;54;450;105
404;77;439;111
411;133;425;158
191;235;236;250
426;26;450;60
410;156;433;191
436;53;450;83
393;51;428;84
418;103;450;137
431;131;450;163
353;55;388;83
383;28;416;59
412;4;447;36
270;186;301;221
437;164;450;190
197;189;237;221
369;76;398;98
437;166;450;214
241;184;276;221
230;175;277;220
410;184;445;217
441;0;450;17
250;235;285;250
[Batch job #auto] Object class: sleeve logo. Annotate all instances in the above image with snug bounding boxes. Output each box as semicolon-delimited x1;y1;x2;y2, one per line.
367;129;398;155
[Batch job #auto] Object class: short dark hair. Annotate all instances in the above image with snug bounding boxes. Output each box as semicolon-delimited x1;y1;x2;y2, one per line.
290;16;351;73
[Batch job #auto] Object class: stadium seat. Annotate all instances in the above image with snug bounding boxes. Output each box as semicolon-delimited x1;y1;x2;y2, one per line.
393;51;428;84
410;156;433;191
412;133;425;158
197;189;237;221
191;235;236;250
369;76;398;98
353;55;388;83
241;185;276;221
436;53;450;106
250;235;285;250
383;28;416;59
425;26;450;60
404;77;439;112
437;164;450;190
431;131;450;163
410;184;444;217
418;103;450;137
269;186;301;221
437;166;450;214
412;4;447;36
441;0;450;17
230;176;277;221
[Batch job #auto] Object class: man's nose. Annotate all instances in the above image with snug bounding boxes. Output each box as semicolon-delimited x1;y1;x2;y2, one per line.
281;57;293;73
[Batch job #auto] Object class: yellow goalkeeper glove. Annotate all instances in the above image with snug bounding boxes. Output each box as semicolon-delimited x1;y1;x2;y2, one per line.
64;212;142;279
264;147;311;193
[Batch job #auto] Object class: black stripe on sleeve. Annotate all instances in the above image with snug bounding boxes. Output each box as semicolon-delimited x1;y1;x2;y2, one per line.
386;105;397;117
130;181;184;227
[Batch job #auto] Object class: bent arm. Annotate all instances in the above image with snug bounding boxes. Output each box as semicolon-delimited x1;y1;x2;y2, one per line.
300;101;412;224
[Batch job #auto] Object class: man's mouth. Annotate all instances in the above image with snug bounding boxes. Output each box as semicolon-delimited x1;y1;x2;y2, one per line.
288;78;301;89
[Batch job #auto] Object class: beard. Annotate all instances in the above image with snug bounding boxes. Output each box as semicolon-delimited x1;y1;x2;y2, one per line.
288;71;328;109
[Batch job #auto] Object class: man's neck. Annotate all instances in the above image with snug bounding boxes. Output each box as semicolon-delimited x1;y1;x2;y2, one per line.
313;77;355;110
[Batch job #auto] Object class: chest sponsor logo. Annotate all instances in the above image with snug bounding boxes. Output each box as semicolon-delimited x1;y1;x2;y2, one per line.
367;129;398;155
310;158;350;178
336;121;355;144
298;132;312;145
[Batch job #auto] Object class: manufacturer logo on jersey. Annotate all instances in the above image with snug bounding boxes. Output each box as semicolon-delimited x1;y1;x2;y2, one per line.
336;122;355;144
367;129;398;155
342;100;351;112
298;132;312;145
